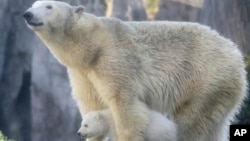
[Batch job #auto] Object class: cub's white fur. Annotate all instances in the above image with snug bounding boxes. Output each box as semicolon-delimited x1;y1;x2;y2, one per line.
78;110;177;141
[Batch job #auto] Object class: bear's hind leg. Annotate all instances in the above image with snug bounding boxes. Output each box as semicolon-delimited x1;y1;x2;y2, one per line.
174;89;242;141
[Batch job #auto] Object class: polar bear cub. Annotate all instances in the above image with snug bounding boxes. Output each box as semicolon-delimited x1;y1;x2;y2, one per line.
78;110;177;141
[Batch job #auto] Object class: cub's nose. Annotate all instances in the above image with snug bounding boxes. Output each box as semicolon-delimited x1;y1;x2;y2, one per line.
23;11;33;21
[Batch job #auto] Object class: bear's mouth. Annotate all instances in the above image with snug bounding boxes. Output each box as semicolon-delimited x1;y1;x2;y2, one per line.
27;21;43;27
79;134;87;139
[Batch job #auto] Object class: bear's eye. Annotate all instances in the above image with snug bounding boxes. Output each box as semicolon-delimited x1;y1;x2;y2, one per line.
46;5;52;9
84;124;88;127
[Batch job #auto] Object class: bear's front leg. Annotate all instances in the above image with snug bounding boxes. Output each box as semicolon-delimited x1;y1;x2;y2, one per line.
68;69;105;141
108;94;149;141
68;69;105;115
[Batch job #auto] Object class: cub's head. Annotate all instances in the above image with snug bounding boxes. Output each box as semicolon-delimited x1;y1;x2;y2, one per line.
23;0;84;32
77;112;106;139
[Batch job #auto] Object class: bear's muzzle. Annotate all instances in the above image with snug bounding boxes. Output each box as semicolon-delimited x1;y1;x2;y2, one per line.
23;11;43;27
23;11;33;22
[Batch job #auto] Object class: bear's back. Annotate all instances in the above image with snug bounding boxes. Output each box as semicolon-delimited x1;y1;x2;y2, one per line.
98;17;246;119
100;18;242;64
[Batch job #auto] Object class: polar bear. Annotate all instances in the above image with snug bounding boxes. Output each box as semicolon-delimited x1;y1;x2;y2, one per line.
23;1;247;141
77;110;177;141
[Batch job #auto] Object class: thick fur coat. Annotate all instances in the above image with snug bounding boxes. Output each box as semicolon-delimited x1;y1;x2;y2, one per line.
24;1;247;141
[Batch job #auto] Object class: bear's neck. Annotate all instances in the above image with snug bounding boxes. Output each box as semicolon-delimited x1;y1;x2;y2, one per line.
35;31;77;66
35;24;110;70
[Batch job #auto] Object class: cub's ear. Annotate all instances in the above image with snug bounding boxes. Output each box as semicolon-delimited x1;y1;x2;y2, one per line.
74;5;84;15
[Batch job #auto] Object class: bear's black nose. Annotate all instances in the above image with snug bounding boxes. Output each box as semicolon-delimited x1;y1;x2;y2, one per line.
23;11;33;21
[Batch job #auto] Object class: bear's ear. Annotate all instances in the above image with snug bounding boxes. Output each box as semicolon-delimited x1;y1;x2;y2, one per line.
74;5;85;15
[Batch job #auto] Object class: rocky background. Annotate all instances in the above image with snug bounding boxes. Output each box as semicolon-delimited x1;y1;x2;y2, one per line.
0;0;249;141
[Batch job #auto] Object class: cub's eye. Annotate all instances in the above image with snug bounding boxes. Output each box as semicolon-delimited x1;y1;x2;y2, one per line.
84;124;88;127
46;5;52;9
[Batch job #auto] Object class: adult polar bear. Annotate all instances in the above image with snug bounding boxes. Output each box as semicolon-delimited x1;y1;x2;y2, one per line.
23;1;247;141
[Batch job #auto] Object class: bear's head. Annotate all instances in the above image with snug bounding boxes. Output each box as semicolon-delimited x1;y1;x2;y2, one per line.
77;111;107;139
23;0;84;33
23;0;103;67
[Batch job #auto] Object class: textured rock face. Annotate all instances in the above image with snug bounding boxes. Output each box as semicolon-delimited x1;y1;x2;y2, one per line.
0;0;34;141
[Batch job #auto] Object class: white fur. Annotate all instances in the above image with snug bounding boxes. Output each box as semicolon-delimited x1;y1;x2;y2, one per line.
78;110;177;141
24;1;247;141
